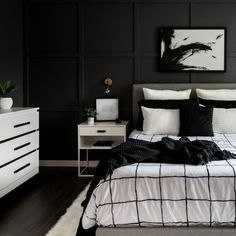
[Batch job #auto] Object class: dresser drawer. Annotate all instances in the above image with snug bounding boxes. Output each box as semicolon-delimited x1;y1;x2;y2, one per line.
79;126;125;136
0;111;39;141
0;150;39;191
0;131;39;167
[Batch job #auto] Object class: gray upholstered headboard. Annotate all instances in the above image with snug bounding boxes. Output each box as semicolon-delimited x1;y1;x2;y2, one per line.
133;83;236;126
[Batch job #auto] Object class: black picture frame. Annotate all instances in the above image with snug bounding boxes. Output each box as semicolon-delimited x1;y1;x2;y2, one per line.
159;27;226;72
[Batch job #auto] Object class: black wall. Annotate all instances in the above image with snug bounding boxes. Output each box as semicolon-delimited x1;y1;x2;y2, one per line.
0;0;23;106
25;0;236;161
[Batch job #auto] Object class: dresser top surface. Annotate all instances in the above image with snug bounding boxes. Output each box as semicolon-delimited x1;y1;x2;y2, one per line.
0;107;39;116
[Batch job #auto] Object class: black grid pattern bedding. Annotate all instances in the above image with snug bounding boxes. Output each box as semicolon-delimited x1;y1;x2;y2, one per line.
82;131;236;229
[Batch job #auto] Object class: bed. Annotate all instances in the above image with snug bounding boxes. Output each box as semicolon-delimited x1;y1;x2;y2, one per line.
81;83;236;236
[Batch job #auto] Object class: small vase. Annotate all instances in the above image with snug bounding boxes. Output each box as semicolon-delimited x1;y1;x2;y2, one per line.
0;97;13;110
87;117;94;125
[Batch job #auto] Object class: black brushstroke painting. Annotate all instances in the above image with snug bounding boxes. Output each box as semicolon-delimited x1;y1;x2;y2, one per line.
160;28;226;72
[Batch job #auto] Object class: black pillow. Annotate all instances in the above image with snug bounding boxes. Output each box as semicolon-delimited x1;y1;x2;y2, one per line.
198;97;236;108
179;105;214;137
136;99;196;131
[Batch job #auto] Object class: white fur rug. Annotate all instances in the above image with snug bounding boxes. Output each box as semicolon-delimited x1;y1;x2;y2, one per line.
45;183;90;236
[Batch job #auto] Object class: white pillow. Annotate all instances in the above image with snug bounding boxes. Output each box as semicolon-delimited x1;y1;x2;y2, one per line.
196;88;236;101
213;108;236;133
141;106;180;135
143;88;191;100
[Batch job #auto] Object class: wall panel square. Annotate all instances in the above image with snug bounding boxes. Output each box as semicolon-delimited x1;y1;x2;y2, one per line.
29;3;77;53
140;3;189;53
39;111;78;160
84;57;133;120
85;3;133;52
29;58;77;109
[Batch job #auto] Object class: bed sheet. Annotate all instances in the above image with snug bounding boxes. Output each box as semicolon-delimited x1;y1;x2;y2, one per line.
82;131;236;229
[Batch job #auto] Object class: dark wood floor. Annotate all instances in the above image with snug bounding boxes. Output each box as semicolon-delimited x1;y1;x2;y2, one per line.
0;167;91;236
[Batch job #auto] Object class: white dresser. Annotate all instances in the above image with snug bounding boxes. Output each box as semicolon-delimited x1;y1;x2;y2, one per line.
0;108;39;198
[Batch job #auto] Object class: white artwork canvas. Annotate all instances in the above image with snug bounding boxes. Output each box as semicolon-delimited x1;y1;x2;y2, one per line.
96;98;119;121
160;28;226;71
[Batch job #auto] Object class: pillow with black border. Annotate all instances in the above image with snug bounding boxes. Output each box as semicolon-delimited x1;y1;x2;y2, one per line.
198;97;236;108
136;99;196;131
179;105;214;137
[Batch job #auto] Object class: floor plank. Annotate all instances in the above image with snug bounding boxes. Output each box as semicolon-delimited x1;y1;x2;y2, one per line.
0;167;91;236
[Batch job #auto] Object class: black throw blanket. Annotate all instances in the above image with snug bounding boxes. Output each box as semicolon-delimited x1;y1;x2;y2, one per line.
76;137;236;236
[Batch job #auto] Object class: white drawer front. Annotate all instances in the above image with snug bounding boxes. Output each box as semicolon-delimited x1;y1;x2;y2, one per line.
0;150;39;191
79;126;124;136
0;111;39;142
0;131;39;167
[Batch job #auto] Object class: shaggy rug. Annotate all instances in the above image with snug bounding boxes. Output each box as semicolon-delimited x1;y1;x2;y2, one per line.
45;183;90;236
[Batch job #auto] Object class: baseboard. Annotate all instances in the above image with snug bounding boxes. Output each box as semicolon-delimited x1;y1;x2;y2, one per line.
40;160;98;167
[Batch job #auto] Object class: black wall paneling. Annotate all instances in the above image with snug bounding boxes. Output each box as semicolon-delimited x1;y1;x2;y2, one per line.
139;3;189;53
0;0;23;107
25;0;236;160
29;3;78;53
39;111;78;160
29;58;78;110
27;1;81;160
85;3;133;52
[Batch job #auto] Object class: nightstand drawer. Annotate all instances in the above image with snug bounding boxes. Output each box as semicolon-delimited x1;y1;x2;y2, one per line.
0;111;39;141
0;150;39;191
79;126;125;136
0;131;39;167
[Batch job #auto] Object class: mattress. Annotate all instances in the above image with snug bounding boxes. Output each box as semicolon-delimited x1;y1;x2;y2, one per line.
82;131;236;229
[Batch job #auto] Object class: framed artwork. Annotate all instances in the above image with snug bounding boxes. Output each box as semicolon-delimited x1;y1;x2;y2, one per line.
159;28;226;72
96;98;119;121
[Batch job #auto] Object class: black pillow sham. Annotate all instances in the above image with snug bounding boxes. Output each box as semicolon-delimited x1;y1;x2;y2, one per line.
179;105;214;137
198;97;236;108
136;99;196;131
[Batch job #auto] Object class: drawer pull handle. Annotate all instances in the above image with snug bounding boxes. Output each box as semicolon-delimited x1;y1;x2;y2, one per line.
14;122;31;128
14;142;31;151
97;130;106;133
14;163;30;174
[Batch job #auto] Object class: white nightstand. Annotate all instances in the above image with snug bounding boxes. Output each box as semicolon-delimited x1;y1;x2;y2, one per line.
78;121;129;177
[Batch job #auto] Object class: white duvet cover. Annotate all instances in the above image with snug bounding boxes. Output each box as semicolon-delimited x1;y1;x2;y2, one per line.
82;131;236;229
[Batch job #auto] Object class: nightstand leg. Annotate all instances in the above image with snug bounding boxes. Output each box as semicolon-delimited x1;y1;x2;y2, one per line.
78;149;81;176
86;149;89;168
